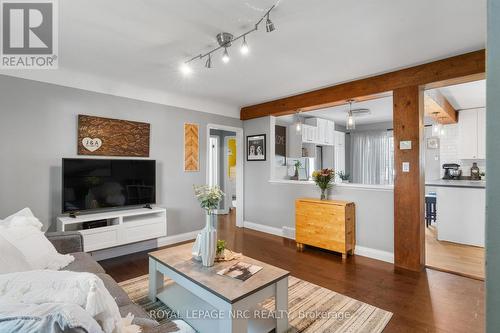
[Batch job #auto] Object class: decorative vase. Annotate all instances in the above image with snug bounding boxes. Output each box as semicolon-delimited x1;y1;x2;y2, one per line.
200;214;217;267
320;188;327;200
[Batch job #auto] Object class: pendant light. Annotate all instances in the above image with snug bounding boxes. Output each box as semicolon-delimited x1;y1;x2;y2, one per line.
346;100;356;130
294;112;302;133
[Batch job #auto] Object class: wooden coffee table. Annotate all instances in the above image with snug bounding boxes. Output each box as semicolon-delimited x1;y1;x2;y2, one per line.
148;242;290;333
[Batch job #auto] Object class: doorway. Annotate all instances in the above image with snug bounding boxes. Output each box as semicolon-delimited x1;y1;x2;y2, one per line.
423;80;486;280
206;124;244;228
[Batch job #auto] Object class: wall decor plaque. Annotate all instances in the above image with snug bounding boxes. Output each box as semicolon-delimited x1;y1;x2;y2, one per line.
78;115;150;157
184;123;199;172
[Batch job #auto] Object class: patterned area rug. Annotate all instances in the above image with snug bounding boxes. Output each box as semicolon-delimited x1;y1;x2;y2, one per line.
119;275;392;333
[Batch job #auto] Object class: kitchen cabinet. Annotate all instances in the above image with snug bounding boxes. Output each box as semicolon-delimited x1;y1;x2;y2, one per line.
303;118;335;146
477;108;486;159
458;108;486;159
334;131;346;177
431;185;485;247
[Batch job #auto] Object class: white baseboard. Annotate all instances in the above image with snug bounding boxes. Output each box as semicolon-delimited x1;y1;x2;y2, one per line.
243;221;394;264
91;230;199;261
354;246;394;263
243;221;294;239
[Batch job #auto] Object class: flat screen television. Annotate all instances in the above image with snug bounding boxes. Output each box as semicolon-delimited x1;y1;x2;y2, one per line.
62;158;156;213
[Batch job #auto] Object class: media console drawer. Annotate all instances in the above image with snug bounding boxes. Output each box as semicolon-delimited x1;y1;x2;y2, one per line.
57;207;167;253
295;198;355;259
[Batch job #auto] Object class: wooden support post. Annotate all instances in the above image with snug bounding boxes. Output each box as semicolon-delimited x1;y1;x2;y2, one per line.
393;86;425;272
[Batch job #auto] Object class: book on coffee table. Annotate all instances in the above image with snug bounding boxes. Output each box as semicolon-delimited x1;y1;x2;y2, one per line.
216;261;263;281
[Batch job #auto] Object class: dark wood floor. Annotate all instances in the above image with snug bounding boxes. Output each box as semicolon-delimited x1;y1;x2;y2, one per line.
100;211;484;333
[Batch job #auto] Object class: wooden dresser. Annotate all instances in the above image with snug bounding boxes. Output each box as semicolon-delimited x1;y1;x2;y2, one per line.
295;198;355;259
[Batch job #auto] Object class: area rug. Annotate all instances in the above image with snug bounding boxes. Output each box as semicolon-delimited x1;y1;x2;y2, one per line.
119;275;392;333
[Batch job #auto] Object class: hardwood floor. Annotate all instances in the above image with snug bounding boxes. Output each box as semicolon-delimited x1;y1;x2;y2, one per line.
425;225;485;280
100;211;484;333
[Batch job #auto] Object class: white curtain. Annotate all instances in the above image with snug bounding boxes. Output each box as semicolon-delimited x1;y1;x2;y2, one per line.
350;130;394;185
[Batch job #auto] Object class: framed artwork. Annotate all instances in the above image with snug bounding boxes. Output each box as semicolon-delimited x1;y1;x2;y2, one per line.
78;115;150;157
184;123;199;172
247;134;266;161
275;125;287;166
427;137;439;149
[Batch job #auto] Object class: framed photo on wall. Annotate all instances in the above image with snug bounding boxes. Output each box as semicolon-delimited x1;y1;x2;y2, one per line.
247;134;266;161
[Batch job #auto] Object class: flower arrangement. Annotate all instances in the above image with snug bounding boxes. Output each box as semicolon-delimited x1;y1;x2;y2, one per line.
193;185;225;215
312;169;335;200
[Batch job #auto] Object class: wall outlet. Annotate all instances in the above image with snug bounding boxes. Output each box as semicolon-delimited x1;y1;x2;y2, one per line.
402;162;410;172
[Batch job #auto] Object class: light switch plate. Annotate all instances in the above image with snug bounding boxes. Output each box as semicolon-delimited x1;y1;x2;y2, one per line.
402;162;410;173
400;140;412;150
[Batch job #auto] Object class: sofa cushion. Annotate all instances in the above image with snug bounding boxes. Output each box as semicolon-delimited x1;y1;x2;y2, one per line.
96;273;132;307
119;304;159;329
62;252;105;274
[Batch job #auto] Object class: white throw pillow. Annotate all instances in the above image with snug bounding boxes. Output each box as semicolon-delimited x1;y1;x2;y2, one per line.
0;233;31;274
0;208;74;270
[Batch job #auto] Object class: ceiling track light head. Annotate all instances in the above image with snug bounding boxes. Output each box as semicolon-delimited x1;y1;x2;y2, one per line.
222;47;230;63
216;32;234;47
205;54;212;68
266;13;275;32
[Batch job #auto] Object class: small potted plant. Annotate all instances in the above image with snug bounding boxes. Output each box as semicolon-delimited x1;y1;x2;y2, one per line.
291;160;302;180
193;185;224;267
480;171;486;181
312;169;335;200
337;171;350;183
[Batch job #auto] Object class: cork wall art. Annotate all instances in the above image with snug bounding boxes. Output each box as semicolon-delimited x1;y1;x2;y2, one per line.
78;115;150;157
184;123;199;172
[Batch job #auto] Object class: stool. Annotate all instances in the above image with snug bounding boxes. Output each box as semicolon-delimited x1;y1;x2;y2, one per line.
425;195;437;227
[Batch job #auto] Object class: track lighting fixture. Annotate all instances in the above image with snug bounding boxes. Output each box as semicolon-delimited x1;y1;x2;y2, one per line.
266;13;275;32
240;36;249;55
205;54;212;68
180;2;278;75
222;48;230;63
346;100;356;130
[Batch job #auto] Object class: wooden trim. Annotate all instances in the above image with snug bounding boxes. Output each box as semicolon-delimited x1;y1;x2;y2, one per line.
393;86;425;272
240;49;485;120
424;90;458;124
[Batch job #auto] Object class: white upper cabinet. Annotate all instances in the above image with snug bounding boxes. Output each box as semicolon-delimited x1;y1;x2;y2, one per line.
458;108;486;160
304;118;335;145
477;108;486;159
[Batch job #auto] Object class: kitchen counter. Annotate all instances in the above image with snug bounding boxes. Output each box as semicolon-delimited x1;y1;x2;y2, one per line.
428;182;485;247
425;179;486;189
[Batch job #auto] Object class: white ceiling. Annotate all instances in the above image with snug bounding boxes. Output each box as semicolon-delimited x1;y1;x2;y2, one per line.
437;80;486;109
1;0;486;118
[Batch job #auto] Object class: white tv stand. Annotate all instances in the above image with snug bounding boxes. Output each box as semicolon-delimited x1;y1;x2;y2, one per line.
57;207;167;252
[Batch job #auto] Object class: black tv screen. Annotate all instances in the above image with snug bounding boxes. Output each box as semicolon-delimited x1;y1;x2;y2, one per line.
62;158;156;213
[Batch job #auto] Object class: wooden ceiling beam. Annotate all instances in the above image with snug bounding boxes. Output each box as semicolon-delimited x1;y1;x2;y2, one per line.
240;49;485;120
424;91;458;124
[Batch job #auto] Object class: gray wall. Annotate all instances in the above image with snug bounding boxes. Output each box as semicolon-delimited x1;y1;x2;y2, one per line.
487;0;499;331
0;75;241;235
244;117;394;254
